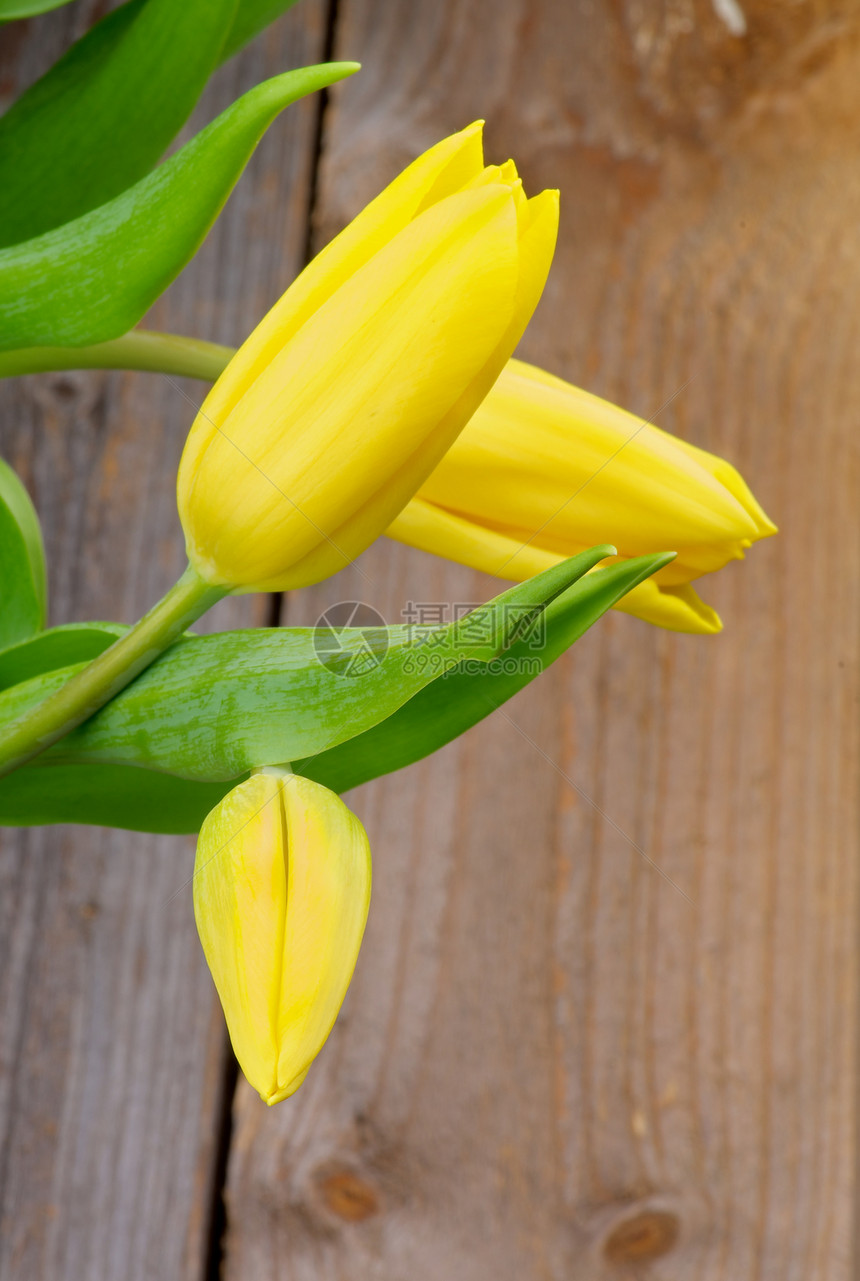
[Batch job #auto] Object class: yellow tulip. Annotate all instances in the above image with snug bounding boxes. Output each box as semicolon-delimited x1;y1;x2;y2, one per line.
387;359;776;633
177;123;558;592
192;770;371;1105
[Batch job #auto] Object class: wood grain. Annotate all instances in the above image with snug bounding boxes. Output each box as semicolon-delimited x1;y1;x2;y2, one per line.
0;3;329;1277
222;2;860;1278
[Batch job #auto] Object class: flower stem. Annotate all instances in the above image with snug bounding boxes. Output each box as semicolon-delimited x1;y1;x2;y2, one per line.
0;330;234;382
0;564;226;778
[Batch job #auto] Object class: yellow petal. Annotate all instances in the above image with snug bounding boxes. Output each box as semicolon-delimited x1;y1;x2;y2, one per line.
387;497;723;633
273;776;371;1103
388;495;563;580
506;192;560;358
288;189;560;589
668;434;778;538
192;773;287;1100
182;186;521;590
419;360;762;574
611;579;723;633
194;122;487;436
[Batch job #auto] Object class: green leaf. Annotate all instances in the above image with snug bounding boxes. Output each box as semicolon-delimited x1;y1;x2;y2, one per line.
0;0;75;18
0;457;47;649
0;0;240;247
0;549;613;782
0;621;122;691
0;760;235;832
0;62;358;352
0;0;325;242
0;554;671;832
218;0;301;64
299;554;675;792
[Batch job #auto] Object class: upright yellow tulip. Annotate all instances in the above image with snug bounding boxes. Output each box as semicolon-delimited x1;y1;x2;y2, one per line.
193;770;371;1105
388;359;776;633
177;123;558;592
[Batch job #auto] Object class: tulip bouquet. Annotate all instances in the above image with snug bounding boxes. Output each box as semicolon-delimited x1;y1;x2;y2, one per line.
0;4;774;1104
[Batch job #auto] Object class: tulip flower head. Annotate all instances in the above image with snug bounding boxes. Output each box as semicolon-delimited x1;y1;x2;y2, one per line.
177;124;558;593
193;770;371;1105
388;359;776;633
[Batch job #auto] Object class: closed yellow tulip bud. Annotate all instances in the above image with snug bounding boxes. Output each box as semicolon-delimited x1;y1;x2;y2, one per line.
177;124;559;592
192;770;371;1105
388;359;776;633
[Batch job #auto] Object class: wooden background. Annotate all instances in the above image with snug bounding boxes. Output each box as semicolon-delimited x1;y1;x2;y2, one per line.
1;0;858;1276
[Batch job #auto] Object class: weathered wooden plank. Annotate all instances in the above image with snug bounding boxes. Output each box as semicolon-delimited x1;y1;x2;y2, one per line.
224;1;859;1277
0;3;329;1276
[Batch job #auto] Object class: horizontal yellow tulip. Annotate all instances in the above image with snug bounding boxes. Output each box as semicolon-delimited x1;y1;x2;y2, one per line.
193;770;371;1105
177;123;558;592
387;359;777;633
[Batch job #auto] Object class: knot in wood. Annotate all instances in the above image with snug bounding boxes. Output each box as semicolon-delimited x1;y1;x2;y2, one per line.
603;1208;679;1264
314;1167;381;1223
29;370;102;417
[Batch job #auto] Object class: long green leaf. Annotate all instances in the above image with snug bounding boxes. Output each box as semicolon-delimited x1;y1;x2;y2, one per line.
300;554;674;791
0;62;358;351
0;549;611;779
0;760;234;832
0;0;239;247
0;458;47;649
0;555;669;832
0;0;74;18
0;0;312;239
0;621;122;691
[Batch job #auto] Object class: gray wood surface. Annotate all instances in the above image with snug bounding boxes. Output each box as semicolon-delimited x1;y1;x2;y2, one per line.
224;2;859;1278
2;0;859;1278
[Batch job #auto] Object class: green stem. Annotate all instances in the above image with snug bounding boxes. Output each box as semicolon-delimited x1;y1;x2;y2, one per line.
0;564;226;777
0;330;234;382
